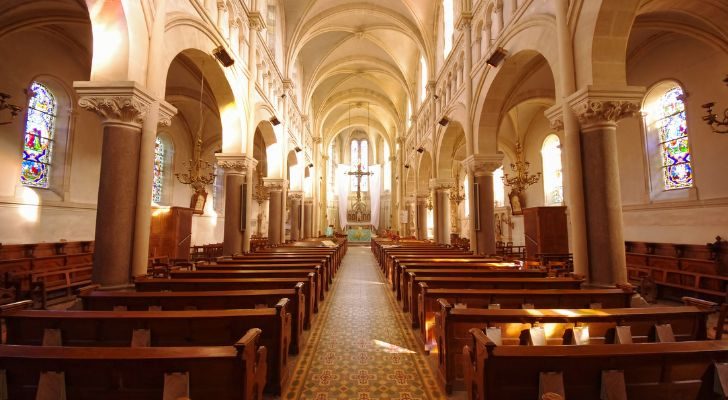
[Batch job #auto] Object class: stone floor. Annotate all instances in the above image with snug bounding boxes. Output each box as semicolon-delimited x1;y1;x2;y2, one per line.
283;246;448;400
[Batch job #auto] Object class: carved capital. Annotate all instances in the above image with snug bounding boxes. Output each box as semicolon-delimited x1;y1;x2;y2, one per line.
288;191;303;200
74;81;155;128
263;177;286;190
462;153;504;177
430;178;454;191
247;12;266;31
215;153;258;175
158;100;177;127
457;12;473;30
312;136;322;144
567;86;645;128
544;104;564;132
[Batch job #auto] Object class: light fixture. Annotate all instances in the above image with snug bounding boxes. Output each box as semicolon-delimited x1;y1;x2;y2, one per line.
308;163;314;168
212;46;234;67
280;93;287;99
294;146;302;153
176;64;215;194
0;92;22;125
702;76;728;134
502;138;541;194
404;164;410;169
251;168;269;236
417;146;424;153
433;94;439;100
438;116;449;126
269;116;280;126
486;47;508;67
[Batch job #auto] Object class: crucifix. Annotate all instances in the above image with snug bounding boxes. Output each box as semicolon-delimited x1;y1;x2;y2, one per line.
347;163;372;207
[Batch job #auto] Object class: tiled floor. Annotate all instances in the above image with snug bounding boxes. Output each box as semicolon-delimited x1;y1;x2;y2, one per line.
284;246;446;400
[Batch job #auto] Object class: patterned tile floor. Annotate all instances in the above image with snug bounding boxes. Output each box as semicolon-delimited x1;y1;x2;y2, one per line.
284;247;447;400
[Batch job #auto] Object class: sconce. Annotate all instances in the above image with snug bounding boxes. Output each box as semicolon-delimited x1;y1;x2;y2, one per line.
702;76;728;134
0;93;23;125
294;146;302;153
269;116;281;126
438;116;450;126
416;146;424;153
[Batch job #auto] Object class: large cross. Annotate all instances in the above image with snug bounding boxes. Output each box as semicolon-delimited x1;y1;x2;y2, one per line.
347;163;373;205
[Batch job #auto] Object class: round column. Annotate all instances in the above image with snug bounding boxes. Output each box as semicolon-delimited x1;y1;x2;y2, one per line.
304;200;313;238
416;197;428;240
436;188;452;245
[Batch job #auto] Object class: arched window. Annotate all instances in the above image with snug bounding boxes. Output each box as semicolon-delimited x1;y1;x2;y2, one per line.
350;139;369;192
152;134;174;204
443;0;454;59
266;3;277;57
493;166;505;207
657;87;692;190
21;82;57;188
643;83;694;195
541;134;563;205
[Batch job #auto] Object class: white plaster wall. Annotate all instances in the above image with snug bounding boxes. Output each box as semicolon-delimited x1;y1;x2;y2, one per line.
619;34;728;244
0;28;100;244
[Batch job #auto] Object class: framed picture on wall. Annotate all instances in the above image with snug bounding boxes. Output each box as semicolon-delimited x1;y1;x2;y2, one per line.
509;191;524;215
190;189;207;215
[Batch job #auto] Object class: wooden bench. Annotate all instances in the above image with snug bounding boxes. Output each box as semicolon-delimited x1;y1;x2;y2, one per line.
0;329;266;399
80;285;307;355
251;248;341;271
407;276;583;328
436;303;710;393
463;328;728;400
134;276;315;329
202;260;329;293
383;251;479;280
172;267;324;307
387;255;498;290
2;303;291;394
418;286;635;344
29;263;93;308
222;256;333;285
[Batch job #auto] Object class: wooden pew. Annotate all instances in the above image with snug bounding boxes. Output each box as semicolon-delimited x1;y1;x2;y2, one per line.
172;267;324;307
407;276;583;328
223;256;333;285
0;329;266;399
2;303;291;394
253;248;342;274
436;303;709;393
463;328;728;400
418;286;635;344
383;251;479;280
395;261;529;303
134;276;315;329
204;260;329;293
80;285;307;355
387;256;499;291
29;263;93;308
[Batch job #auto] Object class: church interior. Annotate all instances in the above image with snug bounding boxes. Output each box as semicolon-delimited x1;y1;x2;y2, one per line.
0;0;728;398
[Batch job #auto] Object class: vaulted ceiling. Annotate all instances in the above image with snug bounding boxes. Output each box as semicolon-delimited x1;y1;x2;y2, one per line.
283;0;438;148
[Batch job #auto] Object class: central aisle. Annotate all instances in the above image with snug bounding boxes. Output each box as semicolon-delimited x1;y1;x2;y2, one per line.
285;246;446;399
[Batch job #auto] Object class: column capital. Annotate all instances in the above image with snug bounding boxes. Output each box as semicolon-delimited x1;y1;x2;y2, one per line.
263;177;287;190
288;190;303;200
462;153;504;177
430;178;454;191
388;156;397;162
158;100;178;127
215;153;258;174
544;104;564;132
247;12;266;31
312;136;321;144
567;86;645;128
282;79;294;91
74;81;156;128
457;12;473;30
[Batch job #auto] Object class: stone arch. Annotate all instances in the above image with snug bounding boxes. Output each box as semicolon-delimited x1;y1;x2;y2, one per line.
435;120;467;181
417;151;433;194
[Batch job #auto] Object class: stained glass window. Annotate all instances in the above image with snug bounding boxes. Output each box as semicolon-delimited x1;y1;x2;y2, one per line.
152;136;165;203
21;82;57;188
541;134;564;205
657;87;692;190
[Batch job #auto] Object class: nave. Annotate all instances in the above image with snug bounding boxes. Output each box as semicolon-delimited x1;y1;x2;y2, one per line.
285;246;445;400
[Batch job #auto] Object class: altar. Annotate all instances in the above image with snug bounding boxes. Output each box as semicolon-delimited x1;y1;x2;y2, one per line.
346;223;372;242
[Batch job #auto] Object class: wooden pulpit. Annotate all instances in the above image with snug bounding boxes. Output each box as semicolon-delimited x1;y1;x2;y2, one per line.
149;207;193;261
523;206;568;260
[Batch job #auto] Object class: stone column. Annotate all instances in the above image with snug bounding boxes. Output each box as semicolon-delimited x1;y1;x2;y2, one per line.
462;154;504;255
264;178;285;245
216;155;257;255
416;196;428;240
303;200;313;238
289;191;303;241
567;87;643;285
75;82;155;287
436;187;452;245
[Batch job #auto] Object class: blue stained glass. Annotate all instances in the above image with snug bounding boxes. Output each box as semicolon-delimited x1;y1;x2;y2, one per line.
152;136;165;203
657;87;693;190
21;82;56;188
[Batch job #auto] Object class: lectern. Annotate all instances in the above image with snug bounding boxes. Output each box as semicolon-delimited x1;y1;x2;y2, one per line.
523;206;568;259
149;206;193;260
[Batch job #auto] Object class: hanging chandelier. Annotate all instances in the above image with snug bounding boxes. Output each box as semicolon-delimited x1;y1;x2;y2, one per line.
449;170;466;205
702;76;728;134
175;65;215;193
503;139;540;194
0;92;22;125
251;168;269;236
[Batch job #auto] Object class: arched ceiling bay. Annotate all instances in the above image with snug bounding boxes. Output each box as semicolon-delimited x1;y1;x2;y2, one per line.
284;0;437;147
